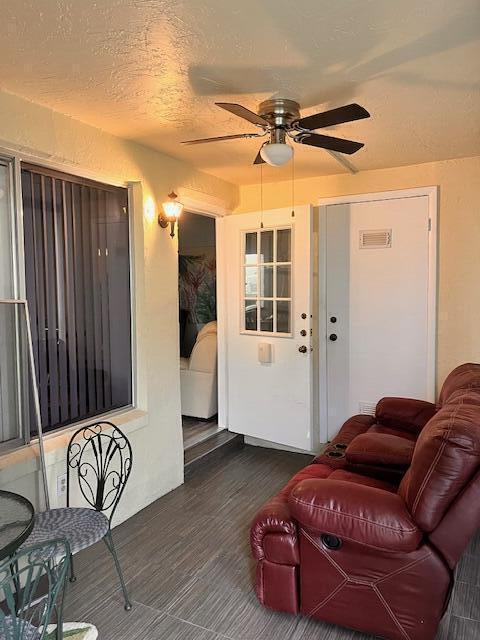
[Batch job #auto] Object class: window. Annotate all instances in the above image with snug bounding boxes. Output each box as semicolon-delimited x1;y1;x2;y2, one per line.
21;164;132;434
242;227;292;335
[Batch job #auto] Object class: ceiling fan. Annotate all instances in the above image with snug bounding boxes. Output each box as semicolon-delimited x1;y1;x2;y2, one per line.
182;98;370;167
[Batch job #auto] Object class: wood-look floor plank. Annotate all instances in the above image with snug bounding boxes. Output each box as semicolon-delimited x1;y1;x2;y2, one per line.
448;616;480;640
451;582;480;621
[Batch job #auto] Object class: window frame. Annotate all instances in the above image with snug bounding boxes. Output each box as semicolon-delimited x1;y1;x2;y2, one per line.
240;225;294;338
0;150;138;447
0;157;25;453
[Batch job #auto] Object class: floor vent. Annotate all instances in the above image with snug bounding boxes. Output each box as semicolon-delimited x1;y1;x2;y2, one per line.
359;229;392;249
359;401;377;416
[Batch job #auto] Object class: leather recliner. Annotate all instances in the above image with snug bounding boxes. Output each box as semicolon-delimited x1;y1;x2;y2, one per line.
250;363;480;640
314;363;480;480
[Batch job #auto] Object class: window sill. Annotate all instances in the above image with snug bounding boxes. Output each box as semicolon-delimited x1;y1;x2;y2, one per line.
0;408;148;474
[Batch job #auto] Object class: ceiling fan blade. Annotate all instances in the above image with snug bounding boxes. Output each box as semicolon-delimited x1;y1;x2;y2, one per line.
182;133;261;145
253;147;266;165
215;102;269;127
295;103;370;131
295;133;364;155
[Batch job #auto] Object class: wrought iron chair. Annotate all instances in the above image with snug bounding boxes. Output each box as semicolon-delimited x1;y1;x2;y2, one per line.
0;538;70;640
23;422;133;610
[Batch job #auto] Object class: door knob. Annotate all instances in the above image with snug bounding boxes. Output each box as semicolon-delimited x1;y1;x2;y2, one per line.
298;345;308;353
329;334;338;342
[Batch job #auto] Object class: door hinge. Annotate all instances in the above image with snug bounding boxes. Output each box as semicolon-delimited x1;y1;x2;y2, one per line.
428;218;432;231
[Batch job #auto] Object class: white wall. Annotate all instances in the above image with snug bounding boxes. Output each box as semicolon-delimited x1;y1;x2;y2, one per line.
0;89;238;525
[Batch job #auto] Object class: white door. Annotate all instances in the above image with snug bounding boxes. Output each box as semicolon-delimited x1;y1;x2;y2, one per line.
322;193;435;441
223;206;313;451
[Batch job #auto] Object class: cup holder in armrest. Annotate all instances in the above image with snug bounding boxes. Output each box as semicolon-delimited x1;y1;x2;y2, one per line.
334;443;348;450
327;450;345;459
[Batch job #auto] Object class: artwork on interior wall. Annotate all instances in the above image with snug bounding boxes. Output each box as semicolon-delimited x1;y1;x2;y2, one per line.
179;252;216;356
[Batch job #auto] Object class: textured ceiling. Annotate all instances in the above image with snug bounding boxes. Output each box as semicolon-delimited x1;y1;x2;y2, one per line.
0;0;479;184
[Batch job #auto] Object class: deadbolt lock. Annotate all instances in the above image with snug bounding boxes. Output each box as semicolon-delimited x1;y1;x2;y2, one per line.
300;329;307;336
301;313;307;319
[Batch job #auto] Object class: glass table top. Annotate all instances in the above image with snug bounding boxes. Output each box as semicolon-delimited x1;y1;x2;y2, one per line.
0;490;34;560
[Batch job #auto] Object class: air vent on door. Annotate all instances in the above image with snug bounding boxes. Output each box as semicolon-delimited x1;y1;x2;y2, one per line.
359;229;392;249
359;401;377;416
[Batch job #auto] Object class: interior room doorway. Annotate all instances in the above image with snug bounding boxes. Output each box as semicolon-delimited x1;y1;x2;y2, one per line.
178;211;223;450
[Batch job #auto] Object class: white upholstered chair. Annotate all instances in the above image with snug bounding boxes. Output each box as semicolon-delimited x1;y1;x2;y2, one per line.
180;321;217;419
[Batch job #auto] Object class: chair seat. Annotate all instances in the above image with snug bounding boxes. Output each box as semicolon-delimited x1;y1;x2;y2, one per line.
25;508;109;555
1;616;41;640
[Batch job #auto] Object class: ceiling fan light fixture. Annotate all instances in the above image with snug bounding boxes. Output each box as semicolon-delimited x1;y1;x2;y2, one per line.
260;142;294;167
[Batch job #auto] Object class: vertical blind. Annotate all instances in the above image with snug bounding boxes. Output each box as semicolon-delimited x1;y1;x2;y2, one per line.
21;164;132;434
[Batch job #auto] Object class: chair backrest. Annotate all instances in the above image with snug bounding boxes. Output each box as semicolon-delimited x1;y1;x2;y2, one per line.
189;323;217;373
398;398;480;536
438;362;480;406
0;539;70;640
67;422;132;521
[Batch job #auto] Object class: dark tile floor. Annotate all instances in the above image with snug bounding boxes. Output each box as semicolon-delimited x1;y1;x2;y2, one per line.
64;445;480;639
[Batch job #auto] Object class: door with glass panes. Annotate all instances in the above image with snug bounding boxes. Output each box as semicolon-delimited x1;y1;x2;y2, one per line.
223;206;313;450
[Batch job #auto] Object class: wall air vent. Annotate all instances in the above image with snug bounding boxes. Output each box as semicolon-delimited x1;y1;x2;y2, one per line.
359;229;392;249
359;401;377;416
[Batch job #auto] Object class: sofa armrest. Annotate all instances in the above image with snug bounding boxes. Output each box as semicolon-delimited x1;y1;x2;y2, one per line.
376;397;437;434
250;496;298;562
288;479;422;552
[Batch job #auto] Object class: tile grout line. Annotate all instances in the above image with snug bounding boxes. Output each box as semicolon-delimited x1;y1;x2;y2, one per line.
132;599;237;639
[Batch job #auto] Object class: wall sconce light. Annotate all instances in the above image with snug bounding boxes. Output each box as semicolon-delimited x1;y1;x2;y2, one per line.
159;191;183;238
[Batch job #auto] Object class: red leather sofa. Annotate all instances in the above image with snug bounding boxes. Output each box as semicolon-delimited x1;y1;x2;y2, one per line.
250;363;480;640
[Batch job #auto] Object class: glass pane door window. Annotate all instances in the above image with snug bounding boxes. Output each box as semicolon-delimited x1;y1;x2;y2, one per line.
243;227;292;335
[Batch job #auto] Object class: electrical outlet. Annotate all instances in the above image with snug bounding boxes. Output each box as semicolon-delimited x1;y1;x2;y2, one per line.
57;473;67;498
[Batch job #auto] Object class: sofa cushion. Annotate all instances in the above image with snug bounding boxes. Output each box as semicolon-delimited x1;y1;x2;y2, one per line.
279;464;332;498
289;479;422;552
328;468;397;492
346;433;415;468
367;424;418;441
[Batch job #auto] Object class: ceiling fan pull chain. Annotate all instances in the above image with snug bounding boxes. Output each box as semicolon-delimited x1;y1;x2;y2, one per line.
291;149;295;218
260;163;264;229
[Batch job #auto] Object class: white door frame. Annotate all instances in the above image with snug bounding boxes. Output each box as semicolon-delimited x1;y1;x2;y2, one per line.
317;186;438;444
176;189;231;430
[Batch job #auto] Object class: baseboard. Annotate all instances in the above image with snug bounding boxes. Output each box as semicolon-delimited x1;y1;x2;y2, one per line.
244;435;318;455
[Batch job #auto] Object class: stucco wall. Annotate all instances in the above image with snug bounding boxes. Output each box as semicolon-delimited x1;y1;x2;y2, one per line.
235;156;480;389
0;89;238;523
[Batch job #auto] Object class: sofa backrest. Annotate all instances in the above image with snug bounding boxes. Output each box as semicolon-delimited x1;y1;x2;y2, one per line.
438;362;480;406
398;400;480;533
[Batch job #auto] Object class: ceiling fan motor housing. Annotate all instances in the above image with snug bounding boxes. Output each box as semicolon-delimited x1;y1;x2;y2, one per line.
258;98;301;145
258;98;301;127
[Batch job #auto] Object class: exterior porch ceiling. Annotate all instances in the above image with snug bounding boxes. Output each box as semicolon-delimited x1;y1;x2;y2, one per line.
0;0;479;184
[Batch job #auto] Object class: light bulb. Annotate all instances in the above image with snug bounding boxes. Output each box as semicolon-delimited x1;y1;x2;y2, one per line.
260;143;294;167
